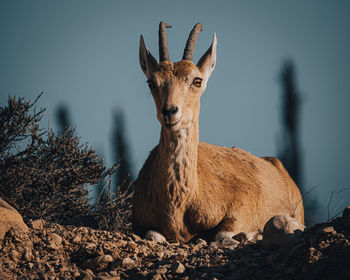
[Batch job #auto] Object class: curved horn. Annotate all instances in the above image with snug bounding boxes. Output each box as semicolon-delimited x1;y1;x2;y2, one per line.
182;23;203;61
159;21;172;62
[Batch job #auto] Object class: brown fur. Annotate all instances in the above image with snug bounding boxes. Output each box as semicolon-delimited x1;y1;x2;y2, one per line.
133;26;304;242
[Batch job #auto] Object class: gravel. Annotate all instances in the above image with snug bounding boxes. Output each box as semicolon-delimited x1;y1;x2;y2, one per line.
0;207;350;279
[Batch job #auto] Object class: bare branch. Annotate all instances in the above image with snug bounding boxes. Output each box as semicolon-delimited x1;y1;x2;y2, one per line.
327;187;350;222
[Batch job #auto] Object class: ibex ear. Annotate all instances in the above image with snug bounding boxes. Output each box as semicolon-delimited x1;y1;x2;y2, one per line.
197;33;217;80
139;35;158;79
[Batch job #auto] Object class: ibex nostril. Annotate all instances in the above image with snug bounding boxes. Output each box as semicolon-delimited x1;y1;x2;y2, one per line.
169;107;178;115
162;106;178;116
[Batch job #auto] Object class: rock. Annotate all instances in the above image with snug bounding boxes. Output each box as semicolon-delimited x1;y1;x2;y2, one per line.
0;197;28;240
196;238;207;246
29;219;45;230
81;269;94;280
155;266;167;274
131;233;141;242
122;257;135;268
138;270;149;277
95;271;120;280
23;248;33;261
194;238;207;250
156;250;165;259
176;248;188;259
126;240;137;249
209;241;219;249
84;242;97;249
317;226;335;234
152;273;163;280
79;241;98;257
59;265;68;273
72;234;82;243
99;255;114;265
47;233;63;249
27;262;34;269
84;255;114;269
9;249;20;262
95;276;119;280
185;263;195;270
262;215;305;247
172;261;186;274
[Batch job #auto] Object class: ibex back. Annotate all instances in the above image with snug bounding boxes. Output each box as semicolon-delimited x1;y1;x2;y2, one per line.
132;22;304;243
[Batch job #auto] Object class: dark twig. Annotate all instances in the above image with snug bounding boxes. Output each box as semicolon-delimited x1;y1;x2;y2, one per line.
327;187;350;222
292;185;318;218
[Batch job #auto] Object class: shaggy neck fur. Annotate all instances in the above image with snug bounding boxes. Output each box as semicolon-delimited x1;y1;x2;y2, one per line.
156;118;199;208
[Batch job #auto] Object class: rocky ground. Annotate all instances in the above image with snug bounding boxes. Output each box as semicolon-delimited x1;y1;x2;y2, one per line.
1;207;350;280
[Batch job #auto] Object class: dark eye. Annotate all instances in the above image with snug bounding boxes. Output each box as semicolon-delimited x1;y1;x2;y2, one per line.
147;80;156;90
192;78;202;88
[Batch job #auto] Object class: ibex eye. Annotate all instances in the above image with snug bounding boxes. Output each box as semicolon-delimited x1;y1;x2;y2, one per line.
193;78;202;87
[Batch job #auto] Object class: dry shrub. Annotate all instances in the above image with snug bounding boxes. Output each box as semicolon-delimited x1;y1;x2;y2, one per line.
0;94;119;226
92;175;134;233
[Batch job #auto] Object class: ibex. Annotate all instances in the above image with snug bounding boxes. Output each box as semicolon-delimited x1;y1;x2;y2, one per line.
132;22;304;243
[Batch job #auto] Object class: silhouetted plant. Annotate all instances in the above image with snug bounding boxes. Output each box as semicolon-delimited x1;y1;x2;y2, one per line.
89;109;135;231
0;94;115;226
279;60;302;186
278;60;318;225
111;109;134;194
55;103;73;137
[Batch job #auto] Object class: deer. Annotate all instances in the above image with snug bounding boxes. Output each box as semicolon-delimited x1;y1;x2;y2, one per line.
132;22;304;243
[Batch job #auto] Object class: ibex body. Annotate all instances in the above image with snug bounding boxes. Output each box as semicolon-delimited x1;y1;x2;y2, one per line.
132;22;304;243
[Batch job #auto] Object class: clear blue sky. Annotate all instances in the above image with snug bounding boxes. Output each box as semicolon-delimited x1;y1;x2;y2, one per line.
1;0;349;223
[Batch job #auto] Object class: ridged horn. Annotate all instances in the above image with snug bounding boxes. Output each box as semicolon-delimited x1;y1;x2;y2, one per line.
182;23;203;61
159;21;172;62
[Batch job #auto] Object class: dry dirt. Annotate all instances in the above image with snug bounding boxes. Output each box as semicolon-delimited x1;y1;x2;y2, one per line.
1;207;350;280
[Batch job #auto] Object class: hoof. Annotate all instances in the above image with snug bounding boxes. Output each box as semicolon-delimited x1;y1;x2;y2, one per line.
145;230;167;243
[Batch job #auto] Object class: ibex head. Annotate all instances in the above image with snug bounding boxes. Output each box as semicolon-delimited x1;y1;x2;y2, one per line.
139;22;217;131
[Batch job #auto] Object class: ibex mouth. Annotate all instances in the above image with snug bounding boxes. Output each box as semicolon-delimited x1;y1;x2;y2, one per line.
163;118;182;129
